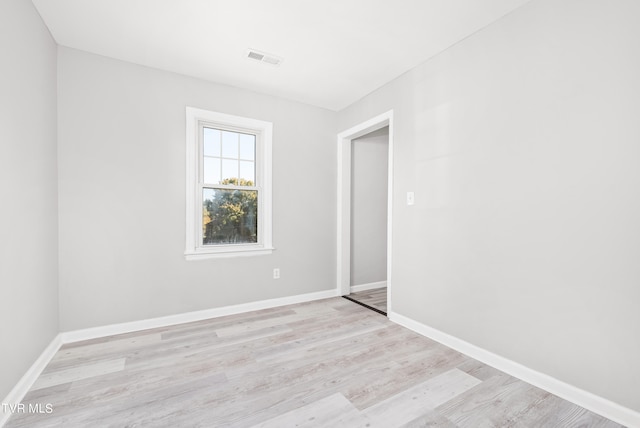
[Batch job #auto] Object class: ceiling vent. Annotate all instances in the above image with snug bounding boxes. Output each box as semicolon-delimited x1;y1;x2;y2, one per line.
246;49;283;66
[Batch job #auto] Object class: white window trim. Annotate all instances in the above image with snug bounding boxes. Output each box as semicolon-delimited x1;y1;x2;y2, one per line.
185;107;273;260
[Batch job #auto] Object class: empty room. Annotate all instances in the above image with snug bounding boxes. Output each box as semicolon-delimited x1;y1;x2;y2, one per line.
1;0;639;426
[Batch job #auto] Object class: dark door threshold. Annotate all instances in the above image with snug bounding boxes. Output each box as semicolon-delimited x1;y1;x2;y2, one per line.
342;296;387;316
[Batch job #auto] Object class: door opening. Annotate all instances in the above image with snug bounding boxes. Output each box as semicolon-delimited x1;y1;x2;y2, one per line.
346;127;388;314
336;111;393;315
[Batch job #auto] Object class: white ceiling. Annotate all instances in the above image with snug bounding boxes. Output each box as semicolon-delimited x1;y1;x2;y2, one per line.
32;0;531;111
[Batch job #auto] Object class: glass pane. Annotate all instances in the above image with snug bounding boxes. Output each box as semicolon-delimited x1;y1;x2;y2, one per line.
239;134;255;160
222;131;239;158
203;128;220;156
239;161;255;184
202;188;258;245
221;159;238;183
203;157;220;184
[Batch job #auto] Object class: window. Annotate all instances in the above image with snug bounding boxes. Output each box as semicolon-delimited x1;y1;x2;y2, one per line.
185;107;273;259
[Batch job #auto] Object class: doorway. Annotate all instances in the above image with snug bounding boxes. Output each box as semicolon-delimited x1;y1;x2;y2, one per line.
336;111;393;315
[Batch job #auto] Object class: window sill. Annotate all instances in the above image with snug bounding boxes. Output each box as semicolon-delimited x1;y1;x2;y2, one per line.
184;246;275;261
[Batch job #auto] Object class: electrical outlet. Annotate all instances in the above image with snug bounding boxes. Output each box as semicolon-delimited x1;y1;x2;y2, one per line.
273;268;280;279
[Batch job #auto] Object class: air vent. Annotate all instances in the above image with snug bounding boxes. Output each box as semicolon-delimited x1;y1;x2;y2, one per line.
247;51;264;61
246;49;283;67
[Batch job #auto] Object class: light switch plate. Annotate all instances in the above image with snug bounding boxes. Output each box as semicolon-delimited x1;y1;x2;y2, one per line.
407;191;415;206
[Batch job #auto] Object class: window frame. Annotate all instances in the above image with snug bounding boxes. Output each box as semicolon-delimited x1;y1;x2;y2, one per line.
185;107;273;260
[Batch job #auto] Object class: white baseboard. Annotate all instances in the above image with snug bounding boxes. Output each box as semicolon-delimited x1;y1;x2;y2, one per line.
61;289;338;343
1;334;63;427
389;311;640;428
350;281;387;293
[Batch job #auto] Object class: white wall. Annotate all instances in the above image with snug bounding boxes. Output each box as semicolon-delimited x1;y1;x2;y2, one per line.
0;0;59;402
57;48;337;331
338;0;640;412
351;127;388;286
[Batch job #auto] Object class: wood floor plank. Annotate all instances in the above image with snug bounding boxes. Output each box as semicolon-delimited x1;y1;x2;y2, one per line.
45;333;162;373
362;369;482;427
436;373;551;427
456;358;504;381
344;340;469;410
400;410;458;428
510;393;625;428
31;358;126;391
159;308;297;341
249;393;368;428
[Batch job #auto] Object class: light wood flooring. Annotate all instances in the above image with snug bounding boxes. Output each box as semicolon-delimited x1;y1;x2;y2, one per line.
6;298;622;427
346;287;387;314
